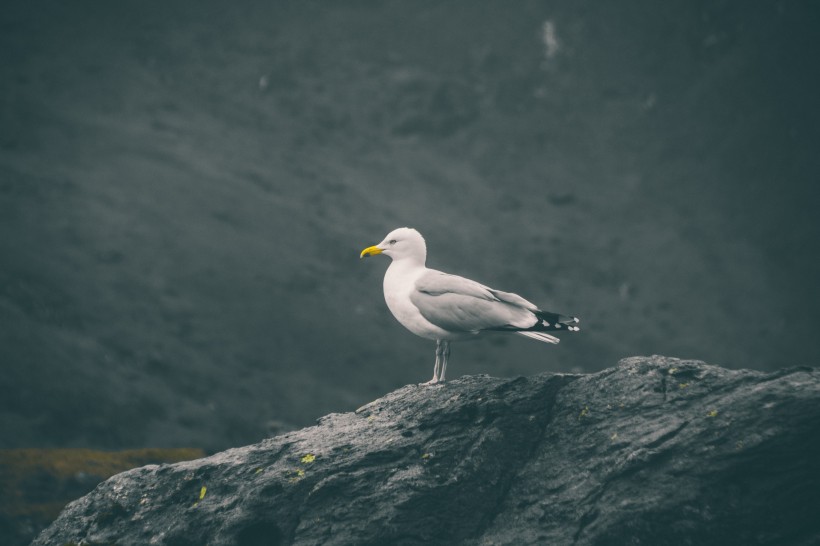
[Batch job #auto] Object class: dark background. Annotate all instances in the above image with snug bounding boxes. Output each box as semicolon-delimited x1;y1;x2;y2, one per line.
2;0;818;454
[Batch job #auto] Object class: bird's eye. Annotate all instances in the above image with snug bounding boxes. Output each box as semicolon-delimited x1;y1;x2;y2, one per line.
389;239;397;245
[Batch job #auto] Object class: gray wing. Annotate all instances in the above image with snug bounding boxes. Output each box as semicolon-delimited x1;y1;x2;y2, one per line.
410;270;538;333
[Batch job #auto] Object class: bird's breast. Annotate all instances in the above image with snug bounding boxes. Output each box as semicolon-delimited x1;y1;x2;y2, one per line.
383;264;450;340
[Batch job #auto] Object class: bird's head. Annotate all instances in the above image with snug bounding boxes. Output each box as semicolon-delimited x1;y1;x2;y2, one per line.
360;227;427;263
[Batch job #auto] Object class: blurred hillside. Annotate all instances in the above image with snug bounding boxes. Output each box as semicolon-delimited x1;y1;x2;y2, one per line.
1;0;819;452
0;448;204;546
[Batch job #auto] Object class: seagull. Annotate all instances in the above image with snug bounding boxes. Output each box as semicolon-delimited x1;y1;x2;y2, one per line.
360;227;580;384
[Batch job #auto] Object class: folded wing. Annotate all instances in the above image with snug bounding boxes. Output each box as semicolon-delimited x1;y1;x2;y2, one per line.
410;270;539;333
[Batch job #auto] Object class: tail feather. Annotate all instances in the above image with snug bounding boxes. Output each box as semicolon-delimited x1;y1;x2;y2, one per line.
487;308;580;343
516;330;560;344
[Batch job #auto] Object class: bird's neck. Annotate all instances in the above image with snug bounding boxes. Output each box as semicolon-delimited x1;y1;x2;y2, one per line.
389;255;426;269
386;256;426;281
384;257;426;294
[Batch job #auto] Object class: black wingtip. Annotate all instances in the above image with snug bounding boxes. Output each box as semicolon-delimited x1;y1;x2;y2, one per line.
532;311;581;332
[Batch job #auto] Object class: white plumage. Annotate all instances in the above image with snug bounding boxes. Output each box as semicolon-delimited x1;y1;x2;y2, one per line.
361;227;579;384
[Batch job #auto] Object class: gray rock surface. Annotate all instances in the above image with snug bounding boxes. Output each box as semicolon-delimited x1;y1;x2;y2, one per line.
34;356;820;545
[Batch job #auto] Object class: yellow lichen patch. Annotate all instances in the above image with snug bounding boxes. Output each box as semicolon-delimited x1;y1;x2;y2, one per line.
300;453;316;464
578;406;590;420
707;409;718;418
678;382;690;389
668;367;678;375
288;468;306;483
199;486;207;500
421;453;431;460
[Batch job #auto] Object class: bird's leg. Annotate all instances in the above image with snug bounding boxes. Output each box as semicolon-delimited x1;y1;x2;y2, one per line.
422;340;443;385
438;340;450;382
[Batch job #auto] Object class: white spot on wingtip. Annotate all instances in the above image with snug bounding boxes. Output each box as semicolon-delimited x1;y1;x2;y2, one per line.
542;320;550;327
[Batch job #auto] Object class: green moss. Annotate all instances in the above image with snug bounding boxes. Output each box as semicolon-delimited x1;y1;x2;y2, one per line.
1;448;204;527
0;447;204;482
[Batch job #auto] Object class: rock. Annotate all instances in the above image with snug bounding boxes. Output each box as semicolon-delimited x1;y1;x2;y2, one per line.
33;356;820;546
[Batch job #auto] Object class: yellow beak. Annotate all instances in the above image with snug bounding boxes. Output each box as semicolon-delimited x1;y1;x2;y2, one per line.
360;245;383;258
